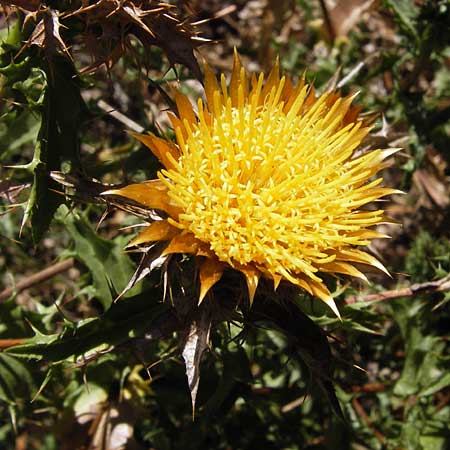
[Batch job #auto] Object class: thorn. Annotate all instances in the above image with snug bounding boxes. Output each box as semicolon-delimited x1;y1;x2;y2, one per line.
96;207;111;231
3;163;33;170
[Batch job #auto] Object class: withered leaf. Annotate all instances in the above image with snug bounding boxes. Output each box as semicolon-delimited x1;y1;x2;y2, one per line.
181;307;211;417
322;0;377;40
0;181;30;203
413;169;450;209
116;243;169;300
25;8;72;61
149;15;203;81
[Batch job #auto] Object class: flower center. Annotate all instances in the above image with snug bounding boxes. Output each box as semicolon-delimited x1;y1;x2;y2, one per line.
162;96;368;278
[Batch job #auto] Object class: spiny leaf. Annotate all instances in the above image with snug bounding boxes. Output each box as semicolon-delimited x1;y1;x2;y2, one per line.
19;55;85;242
0;109;40;159
386;0;419;42
250;296;344;419
56;205;142;310
201;348;252;419
6;293;171;363
0;353;35;404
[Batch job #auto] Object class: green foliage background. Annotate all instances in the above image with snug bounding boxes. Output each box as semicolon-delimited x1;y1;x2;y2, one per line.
1;1;450;449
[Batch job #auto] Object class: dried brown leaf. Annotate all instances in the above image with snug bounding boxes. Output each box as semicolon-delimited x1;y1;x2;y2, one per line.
0;180;30;203
144;13;203;80
322;0;378;39
413;169;450;209
181;308;211;417
24;8;72;61
69;0;205;77
115;243;169;301
0;0;39;12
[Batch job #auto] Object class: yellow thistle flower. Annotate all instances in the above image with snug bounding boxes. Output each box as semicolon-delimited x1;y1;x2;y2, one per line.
103;52;399;316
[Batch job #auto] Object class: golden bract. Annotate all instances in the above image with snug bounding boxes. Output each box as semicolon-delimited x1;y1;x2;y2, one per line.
103;51;399;316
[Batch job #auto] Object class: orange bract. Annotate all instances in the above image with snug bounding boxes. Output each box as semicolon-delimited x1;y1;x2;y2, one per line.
104;51;399;316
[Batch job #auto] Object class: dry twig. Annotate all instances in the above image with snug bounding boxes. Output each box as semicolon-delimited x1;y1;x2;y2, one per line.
352;397;386;443
0;258;75;302
345;274;450;304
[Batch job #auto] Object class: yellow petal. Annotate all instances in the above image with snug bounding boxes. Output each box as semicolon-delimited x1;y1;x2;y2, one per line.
238;265;261;306
198;257;226;304
307;279;341;318
130;131;180;170
161;232;202;256
353;230;390;240
230;48;248;107
174;91;196;125
195;245;216;259
272;273;282;290
281;75;294;103
167;111;186;138
204;61;221;114
288;274;340;318
320;261;368;281
261;56;280;99
101;180;182;219
127;220;180;247
343;103;363;126
284;82;307;113
336;249;390;276
303;84;316;111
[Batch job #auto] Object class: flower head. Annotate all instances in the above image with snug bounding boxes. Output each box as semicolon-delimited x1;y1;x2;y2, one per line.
103;51;399;316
